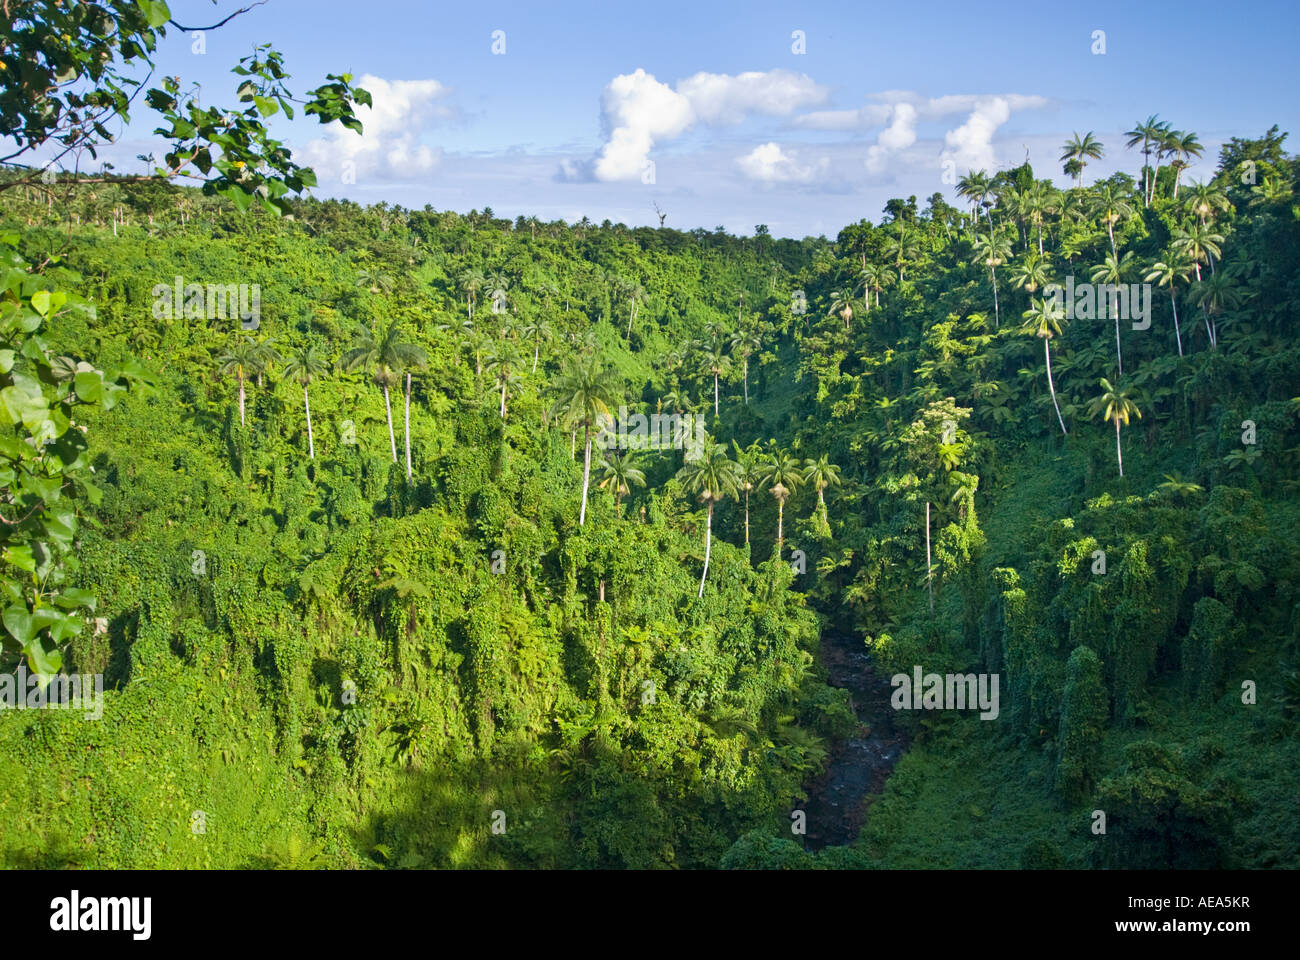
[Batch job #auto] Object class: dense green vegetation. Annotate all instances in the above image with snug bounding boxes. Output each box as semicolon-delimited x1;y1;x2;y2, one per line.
2;4;1298;871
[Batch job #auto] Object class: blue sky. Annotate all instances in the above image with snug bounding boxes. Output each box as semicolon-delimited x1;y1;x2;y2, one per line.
84;0;1300;237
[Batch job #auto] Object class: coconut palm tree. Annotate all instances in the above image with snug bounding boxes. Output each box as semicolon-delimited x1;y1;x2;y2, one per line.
217;337;263;428
1191;271;1243;349
484;342;524;420
1088;378;1141;477
1150;124;1180;203
1008;249;1053;298
549;355;619;526
1060;131;1104;187
1089;184;1134;258
519;319;552;373
1165;130;1203;199
1124;115;1165;205
1145;250;1193;356
458;267;485;320
858;261;887;308
730;329;761;403
1172;221;1224;346
1023;180;1060;254
802;454;841;524
972;230;1013;328
341;322;426;464
759;445;804;557
956;170;994;230
700;342;731;416
597;450;645;516
281;344;328;459
1090;250;1137;375
1021;298;1069;436
1183;181;1229;227
676;440;741;597
890;221;921;284
732;439;765;546
356;269;394;296
828;286;856;331
622;279;644;344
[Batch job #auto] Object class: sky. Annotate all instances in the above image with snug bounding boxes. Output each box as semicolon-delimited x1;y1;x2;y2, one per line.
51;0;1300;238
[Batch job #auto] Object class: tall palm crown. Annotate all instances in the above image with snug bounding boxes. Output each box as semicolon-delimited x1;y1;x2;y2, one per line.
1089;185;1135;256
549;355;619;526
282;344;328;460
217;336;264;428
828;286;856;330
341;322;426;463
1009;250;1053;295
972;230;1014;328
283;343;327;388
597;450;645;515
1182;182;1229;225
1060;131;1104;186
1088;378;1141;477
1124;115;1165;204
803;454;842;521
1145;248;1193;356
1021;298;1069;437
676;439;741;597
760;446;805;555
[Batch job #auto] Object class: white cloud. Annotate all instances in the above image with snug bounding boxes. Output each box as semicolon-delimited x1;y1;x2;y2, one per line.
736;142;827;183
676;69;827;125
865;103;918;173
940;97;1012;175
823;91;1051;178
301;74;452;183
794;104;892;130
592;69;694;181
572;68;828;182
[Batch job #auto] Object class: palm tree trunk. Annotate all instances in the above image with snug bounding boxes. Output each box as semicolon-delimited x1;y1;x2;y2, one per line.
776;499;784;556
925;501;934;617
1114;310;1124;376
1045;338;1068;436
713;373;719;416
1170;288;1183;356
579;425;592;526
743;490;750;545
383;382;398;462
698;501;713;598
404;373;413;480
238;376;246;428
1115;418;1124;477
743;358;748;404
532;340;539;373
990;267;1000;329
304;385;315;459
500;380;507;419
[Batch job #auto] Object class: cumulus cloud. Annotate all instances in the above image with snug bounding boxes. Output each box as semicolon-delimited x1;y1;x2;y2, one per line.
940;97;1013;175
676;69;827;124
794;103;892;130
301;74;453;183
565;68;828;182
736;142;828;183
865;103;918;173
830;91;1049;177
